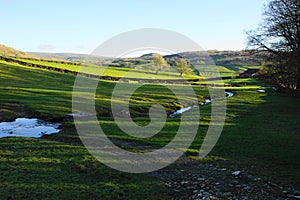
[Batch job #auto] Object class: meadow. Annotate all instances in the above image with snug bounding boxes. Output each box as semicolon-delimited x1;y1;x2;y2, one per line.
0;59;299;199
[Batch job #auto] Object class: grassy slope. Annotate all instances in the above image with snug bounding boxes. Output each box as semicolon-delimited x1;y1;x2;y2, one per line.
0;59;299;198
196;65;261;77
0;138;169;199
17;58;201;80
0;60;172;199
213;87;300;184
0;45;35;58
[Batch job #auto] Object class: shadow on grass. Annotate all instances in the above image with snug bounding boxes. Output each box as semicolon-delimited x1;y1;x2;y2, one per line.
205;89;300;186
0;137;171;199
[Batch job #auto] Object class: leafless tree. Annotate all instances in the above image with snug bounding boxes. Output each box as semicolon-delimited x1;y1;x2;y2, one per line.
246;0;300;90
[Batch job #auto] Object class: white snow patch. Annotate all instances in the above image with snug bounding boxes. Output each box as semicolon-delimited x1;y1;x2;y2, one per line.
169;106;192;118
257;89;266;93
169;92;234;117
0;118;61;138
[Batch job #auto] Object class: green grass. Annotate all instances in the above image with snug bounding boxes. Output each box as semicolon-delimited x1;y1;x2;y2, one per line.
0;137;169;199
195;65;262;77
0;61;75;118
210;88;300;185
224;65;261;72
17;58;201;80
0;59;299;199
0;60;173;199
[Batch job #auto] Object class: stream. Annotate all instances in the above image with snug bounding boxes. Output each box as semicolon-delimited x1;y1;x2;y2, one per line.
0;92;234;138
169;92;234;117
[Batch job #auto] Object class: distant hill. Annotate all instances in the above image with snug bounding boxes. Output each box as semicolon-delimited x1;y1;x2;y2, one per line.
172;50;270;66
0;44;36;58
140;50;269;67
28;50;269;67
29;52;113;64
29;52;88;62
0;44;269;67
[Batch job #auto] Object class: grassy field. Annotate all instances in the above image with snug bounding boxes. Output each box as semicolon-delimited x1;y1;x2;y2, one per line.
195;65;261;77
212;88;300;185
0;59;299;198
17;58;201;80
0;60;174;199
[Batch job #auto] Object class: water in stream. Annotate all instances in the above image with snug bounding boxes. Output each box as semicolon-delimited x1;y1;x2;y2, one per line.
169;92;234;117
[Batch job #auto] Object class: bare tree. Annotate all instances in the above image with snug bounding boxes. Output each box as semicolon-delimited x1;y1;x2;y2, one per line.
246;0;300;90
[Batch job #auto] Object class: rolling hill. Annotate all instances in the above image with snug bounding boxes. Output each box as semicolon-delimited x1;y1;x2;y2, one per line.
0;44;36;58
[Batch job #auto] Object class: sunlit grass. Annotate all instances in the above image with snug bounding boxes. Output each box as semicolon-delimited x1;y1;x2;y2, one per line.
0;59;299;198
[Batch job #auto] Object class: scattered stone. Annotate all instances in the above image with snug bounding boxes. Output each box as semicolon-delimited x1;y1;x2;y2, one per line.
243;185;251;190
232;170;241;176
287;195;300;199
223;192;232;197
126;141;298;200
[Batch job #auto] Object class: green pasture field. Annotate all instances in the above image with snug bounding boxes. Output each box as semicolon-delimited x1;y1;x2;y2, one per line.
0;60;299;199
17;58;201;80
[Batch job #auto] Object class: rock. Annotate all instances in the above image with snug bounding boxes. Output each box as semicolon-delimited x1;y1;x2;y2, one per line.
223;192;232;197
287;195;300;199
232;170;241;176
244;185;251;190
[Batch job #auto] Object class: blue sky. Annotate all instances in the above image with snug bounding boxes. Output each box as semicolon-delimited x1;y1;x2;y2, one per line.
1;0;266;53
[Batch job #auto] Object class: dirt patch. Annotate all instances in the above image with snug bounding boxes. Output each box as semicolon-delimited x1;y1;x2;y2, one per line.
109;138;300;199
151;156;300;199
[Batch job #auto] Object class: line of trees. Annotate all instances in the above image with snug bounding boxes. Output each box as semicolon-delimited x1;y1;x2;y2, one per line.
247;0;300;90
151;53;192;77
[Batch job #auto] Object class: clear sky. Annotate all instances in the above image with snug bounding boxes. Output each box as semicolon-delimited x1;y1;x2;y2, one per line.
0;0;267;54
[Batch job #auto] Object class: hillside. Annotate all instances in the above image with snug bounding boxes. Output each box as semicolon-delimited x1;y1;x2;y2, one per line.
28;49;268;67
0;44;36;58
29;52;89;62
174;50;270;66
106;50;268;68
29;52;113;64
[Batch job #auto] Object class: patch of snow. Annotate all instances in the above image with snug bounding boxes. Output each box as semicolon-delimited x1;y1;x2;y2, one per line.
0;118;61;138
65;113;93;117
204;99;212;104
225;92;234;98
169;92;234;117
169;106;192;118
257;89;266;93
